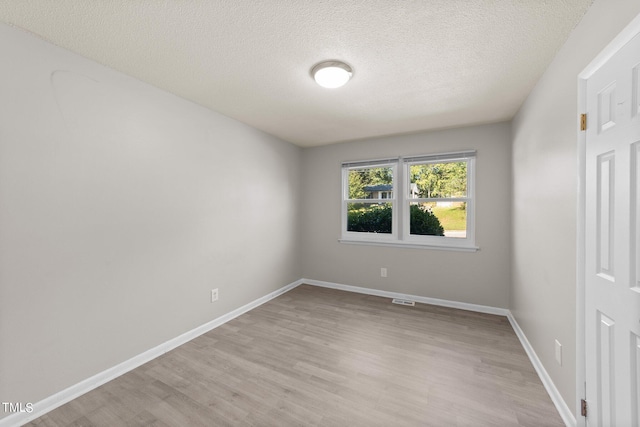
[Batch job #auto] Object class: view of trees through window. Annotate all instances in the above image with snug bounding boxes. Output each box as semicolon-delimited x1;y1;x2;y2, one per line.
348;167;393;199
410;161;468;238
409;162;467;198
347;167;394;234
345;162;469;237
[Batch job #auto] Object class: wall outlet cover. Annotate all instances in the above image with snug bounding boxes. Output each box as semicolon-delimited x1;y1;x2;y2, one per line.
554;339;562;366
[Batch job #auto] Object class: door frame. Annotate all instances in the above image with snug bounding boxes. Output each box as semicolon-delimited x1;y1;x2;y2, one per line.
577;12;640;424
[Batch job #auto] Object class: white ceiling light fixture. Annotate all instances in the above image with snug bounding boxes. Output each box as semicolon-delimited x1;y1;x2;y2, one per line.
311;60;353;89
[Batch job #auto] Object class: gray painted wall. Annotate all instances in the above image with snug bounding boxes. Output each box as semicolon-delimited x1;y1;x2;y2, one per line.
511;0;640;413
301;123;512;308
0;24;302;407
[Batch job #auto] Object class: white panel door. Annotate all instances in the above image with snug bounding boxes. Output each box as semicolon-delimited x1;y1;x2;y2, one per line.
585;30;640;427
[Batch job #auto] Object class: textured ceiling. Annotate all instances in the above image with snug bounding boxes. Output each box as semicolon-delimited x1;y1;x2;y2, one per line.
0;1;593;147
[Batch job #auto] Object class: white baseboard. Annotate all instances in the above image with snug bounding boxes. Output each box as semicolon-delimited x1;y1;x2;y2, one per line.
0;279;304;427
507;312;576;427
3;278;573;427
301;278;510;316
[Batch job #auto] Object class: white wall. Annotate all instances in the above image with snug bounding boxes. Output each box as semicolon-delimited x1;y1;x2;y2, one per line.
511;0;640;413
0;23;302;410
301;123;512;308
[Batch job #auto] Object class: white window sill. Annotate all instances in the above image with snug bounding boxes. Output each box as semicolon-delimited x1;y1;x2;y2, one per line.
338;239;479;252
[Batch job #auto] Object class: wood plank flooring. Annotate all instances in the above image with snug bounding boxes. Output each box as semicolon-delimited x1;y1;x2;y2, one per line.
26;285;565;426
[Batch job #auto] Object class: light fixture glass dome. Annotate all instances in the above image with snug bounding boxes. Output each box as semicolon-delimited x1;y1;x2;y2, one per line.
311;61;353;89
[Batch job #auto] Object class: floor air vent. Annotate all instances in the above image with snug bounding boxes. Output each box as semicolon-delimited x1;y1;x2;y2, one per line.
391;298;415;306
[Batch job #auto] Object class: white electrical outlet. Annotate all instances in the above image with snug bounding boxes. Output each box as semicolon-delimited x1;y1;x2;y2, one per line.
211;288;219;302
555;339;562;366
381;267;387;278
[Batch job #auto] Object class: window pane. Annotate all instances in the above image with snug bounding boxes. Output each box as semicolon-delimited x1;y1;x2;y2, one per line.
409;162;467;198
410;202;467;238
347;202;392;233
348;167;393;199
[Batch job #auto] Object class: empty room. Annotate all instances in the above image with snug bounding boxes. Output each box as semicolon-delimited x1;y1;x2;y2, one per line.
1;1;640;426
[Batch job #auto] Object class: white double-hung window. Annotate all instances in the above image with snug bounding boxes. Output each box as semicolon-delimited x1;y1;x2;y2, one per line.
341;158;398;242
340;151;477;251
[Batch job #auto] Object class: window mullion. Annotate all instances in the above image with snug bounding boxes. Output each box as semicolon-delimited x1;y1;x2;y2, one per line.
394;161;402;240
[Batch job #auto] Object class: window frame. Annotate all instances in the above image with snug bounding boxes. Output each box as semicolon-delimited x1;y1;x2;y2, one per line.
340;151;477;251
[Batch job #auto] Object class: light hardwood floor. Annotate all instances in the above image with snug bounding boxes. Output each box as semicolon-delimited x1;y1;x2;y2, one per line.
26;285;565;426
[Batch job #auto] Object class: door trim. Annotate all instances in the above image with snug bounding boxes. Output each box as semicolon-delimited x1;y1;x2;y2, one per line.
577;11;640;424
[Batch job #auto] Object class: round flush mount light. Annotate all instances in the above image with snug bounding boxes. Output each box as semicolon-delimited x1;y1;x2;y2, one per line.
311;60;353;89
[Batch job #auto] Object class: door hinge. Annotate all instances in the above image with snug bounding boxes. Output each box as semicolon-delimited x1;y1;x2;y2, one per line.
580;113;587;131
581;398;588;417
